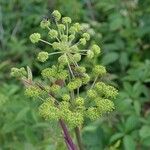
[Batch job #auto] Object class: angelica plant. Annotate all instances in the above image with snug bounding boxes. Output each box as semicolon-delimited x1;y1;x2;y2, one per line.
11;10;118;150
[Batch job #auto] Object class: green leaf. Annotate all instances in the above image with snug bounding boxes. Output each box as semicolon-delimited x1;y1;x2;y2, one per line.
123;135;136;150
139;125;150;139
102;52;119;65
125;115;139;133
110;133;124;143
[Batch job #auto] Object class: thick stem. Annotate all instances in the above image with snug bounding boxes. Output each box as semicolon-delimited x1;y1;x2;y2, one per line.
75;127;84;150
59;119;77;150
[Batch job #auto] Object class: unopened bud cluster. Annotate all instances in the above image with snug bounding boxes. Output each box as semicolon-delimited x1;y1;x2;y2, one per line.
11;10;118;128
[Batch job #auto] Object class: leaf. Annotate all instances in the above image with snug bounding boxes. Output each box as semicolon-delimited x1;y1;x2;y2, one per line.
123;135;136;150
110;133;124;143
101;52;119;65
133;101;141;116
139;125;150;139
125;115;139;133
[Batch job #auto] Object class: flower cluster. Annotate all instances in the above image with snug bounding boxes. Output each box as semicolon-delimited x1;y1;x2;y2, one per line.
11;10;118;128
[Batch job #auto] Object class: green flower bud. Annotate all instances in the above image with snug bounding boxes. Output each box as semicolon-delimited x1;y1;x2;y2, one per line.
75;97;84;106
74;23;81;32
41;68;55;78
67;78;82;91
29;33;41;43
48;29;58;38
73;53;81;62
79;38;86;45
69;26;77;35
40;19;50;29
81;73;90;84
11;67;27;78
52;42;60;50
75;66;86;73
50;84;61;94
62;17;72;24
87;107;99;120
87;89;97;98
37;51;49;62
52;10;61;21
96;99;115;114
93;65;106;76
82;33;90;41
60;35;68;42
91;44;101;55
39;99;60;120
87;50;94;59
69;34;75;41
70;45;79;52
62;94;70;101
25;86;42;98
56;70;68;80
58;54;68;65
58;24;66;31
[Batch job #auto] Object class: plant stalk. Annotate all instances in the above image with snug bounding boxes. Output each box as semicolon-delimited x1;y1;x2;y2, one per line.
59;119;77;150
75;127;84;150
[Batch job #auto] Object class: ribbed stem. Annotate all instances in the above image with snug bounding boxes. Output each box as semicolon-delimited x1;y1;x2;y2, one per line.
59;119;77;150
75;127;84;150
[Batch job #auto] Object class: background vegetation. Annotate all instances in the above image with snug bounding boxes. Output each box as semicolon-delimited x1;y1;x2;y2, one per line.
0;0;150;149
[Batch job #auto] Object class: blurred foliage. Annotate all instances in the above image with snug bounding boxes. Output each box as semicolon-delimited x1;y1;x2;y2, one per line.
0;0;150;149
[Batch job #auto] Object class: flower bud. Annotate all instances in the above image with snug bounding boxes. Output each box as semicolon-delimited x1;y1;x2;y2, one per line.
37;51;49;62
81;73;90;84
58;24;66;31
62;17;72;24
91;44;101;55
58;54;68;65
52;42;60;50
87;89;97;98
40;19;50;29
73;53;81;62
62;94;70;101
79;38;86;45
87;107;99;120
93;65;106;76
29;33;41;43
50;84;61;94
11;67;27;78
82;33;90;41
75;97;84;106
48;29;58;38
60;35;68;42
25;86;42;98
74;23;81;32
87;50;94;59
52;10;61;21
70;45;79;52
69;34;75;41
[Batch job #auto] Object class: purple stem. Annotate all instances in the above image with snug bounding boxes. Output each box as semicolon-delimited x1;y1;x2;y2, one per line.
59;119;78;150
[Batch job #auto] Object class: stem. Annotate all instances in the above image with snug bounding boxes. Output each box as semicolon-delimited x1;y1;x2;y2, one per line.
39;39;52;46
59;119;77;150
75;127;84;150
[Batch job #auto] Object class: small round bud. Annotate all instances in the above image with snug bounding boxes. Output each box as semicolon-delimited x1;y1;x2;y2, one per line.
91;44;101;55
40;19;50;29
87;89;97;98
52;10;61;21
69;34;75;42
50;84;61;94
73;53;81;62
29;33;41;43
70;45;79;52
41;68;55;79
62;94;70;101
87;107;99;120
74;23;81;32
58;24;66;31
79;38;86;45
82;33;90;41
11;67;27;78
60;35;68;42
75;97;84;106
69;26;77;35
58;54;68;65
25;86;42;98
87;50;94;59
48;29;58;38
75;66;86;73
52;42;60;50
37;51;49;62
93;65;106;76
62;17;72;24
81;73;90;84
